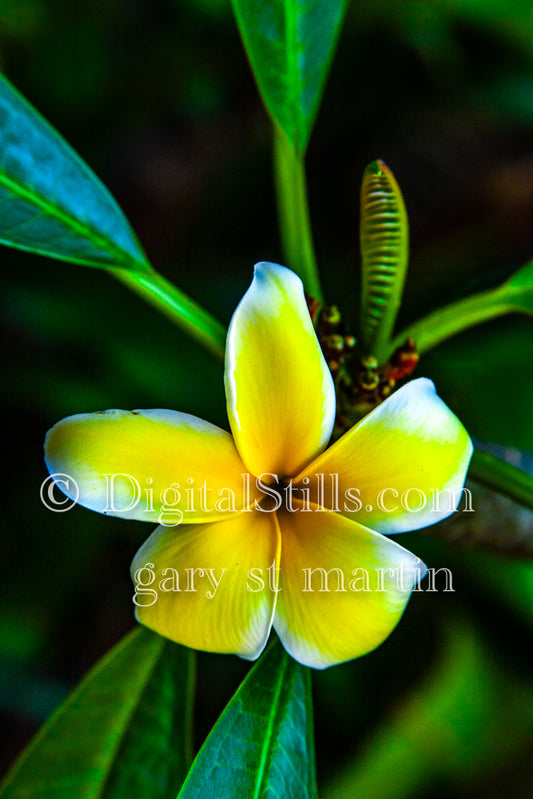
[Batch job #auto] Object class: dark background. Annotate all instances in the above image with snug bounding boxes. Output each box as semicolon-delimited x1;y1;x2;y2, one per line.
1;0;533;796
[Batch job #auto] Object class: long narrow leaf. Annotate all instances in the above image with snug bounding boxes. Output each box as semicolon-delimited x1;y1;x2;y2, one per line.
0;72;150;271
230;0;350;154
178;642;317;799
0;628;195;799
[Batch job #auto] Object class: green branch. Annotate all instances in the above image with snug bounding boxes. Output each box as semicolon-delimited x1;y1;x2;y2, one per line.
111;268;227;361
469;449;533;512
274;126;323;302
389;259;533;357
389;286;510;356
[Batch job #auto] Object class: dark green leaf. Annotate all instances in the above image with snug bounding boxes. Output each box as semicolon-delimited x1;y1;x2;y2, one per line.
360;160;409;361
178;642;317;799
0;628;195;799
0;72;150;270
230;0;349;153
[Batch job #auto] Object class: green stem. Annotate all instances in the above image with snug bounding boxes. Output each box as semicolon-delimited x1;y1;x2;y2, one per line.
469;449;533;511
110;268;226;361
388;285;512;357
274;126;323;302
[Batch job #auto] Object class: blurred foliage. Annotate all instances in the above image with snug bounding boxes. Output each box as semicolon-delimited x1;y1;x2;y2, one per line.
1;0;533;797
322;615;533;799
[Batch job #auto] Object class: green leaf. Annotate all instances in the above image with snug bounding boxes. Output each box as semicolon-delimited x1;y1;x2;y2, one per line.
230;0;349;154
469;448;533;512
359;160;409;361
389;257;533;356
178;642;317;799
0;628;195;799
0;72;150;271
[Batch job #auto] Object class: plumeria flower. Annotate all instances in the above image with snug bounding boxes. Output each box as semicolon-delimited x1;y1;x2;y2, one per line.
45;263;472;669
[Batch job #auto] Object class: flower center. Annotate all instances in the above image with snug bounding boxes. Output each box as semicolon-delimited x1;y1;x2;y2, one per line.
258;476;296;512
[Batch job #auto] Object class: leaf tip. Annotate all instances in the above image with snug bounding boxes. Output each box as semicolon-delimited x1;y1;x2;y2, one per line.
363;159;387;178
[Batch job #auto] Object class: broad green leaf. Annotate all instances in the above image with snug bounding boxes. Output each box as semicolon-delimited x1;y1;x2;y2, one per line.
0;628;195;799
389;257;533;356
178;642;317;799
230;0;350;154
359;160;409;361
469;448;533;512
0;71;226;358
0;72;150;271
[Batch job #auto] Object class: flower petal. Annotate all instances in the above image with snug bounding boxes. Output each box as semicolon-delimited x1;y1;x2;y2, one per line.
225;262;336;479
295;378;473;534
45;409;255;524
273;503;425;669
131;510;280;659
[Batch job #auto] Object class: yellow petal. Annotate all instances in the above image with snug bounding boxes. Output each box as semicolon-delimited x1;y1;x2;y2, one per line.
295;378;473;534
225;262;336;479
45;409;255;524
131;509;280;659
273;503;425;669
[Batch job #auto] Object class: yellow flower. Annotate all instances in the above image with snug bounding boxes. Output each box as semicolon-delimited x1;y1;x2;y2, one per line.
45;263;472;669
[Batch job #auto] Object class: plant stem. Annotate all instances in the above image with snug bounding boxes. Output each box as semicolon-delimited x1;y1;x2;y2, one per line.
111;268;226;361
274;126;323;303
388;286;511;357
469;449;533;511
